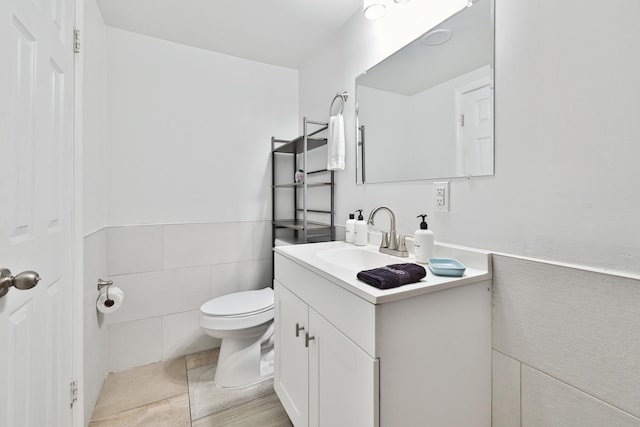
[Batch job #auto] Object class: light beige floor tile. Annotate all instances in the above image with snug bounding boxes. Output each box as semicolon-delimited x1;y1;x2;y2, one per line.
92;357;188;419
186;347;220;370
187;361;275;420
192;392;292;427
89;393;191;427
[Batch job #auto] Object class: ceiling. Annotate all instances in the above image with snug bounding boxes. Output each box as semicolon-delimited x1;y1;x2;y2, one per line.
96;0;363;69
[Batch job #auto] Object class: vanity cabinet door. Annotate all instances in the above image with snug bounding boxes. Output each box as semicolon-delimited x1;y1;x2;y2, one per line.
308;309;379;427
274;282;310;427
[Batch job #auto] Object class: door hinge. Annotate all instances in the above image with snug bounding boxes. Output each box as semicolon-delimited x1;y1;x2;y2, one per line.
70;380;78;407
459;113;465;127
73;28;81;54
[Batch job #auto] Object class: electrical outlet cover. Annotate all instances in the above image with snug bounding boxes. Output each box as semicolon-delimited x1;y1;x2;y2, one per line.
434;181;450;212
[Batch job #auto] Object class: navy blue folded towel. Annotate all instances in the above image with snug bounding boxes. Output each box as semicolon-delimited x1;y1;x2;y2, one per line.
357;263;426;290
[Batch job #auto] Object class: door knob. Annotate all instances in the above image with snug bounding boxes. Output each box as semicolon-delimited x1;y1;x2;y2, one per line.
0;268;41;298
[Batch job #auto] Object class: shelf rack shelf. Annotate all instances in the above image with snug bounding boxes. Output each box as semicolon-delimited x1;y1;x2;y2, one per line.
271;117;335;248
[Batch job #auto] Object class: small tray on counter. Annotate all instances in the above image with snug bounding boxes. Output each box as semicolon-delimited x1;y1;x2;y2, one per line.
428;258;466;277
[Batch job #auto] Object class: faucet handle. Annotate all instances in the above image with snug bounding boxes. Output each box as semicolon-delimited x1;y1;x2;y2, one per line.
398;235;408;253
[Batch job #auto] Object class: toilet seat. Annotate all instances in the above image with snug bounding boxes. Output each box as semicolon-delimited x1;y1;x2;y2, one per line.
201;287;274;317
200;287;274;331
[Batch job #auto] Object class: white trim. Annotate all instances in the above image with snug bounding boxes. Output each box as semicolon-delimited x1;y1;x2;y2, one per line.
72;0;85;424
435;240;640;283
489;250;640;282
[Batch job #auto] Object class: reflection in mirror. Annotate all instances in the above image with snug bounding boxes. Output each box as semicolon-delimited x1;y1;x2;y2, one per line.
356;0;494;184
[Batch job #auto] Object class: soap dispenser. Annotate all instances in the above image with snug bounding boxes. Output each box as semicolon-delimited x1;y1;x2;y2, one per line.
354;209;368;246
345;213;356;243
414;214;434;264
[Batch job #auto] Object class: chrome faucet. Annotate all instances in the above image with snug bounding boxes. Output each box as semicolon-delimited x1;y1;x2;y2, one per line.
367;206;409;257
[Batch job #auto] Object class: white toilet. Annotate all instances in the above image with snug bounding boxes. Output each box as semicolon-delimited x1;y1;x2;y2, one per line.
199;287;275;388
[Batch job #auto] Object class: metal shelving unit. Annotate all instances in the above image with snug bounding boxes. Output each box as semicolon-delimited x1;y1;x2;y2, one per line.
271;117;335;247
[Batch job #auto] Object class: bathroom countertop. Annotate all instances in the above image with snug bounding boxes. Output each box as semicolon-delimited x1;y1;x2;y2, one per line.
274;241;492;304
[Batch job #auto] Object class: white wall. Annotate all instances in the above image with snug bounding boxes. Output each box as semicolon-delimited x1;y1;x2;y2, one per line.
106;28;299;225
299;0;640;276
83;0;108;235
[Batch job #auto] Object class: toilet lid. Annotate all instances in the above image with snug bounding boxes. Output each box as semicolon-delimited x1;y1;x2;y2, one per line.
201;287;274;317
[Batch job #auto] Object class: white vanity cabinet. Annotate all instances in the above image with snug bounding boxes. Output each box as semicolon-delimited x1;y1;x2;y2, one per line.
274;270;379;427
273;243;492;427
275;283;310;426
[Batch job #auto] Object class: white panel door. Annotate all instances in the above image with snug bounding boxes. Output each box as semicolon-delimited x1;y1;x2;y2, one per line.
0;0;75;425
308;308;379;427
274;282;309;427
458;82;494;176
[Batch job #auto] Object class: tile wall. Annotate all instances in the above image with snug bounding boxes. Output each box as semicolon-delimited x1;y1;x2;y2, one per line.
491;255;640;426
88;220;272;373
88;223;640;425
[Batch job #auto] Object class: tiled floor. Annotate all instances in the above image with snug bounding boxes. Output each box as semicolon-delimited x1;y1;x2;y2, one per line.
90;348;292;426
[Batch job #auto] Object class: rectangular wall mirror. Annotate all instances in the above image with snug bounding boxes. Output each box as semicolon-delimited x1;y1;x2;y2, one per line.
356;0;495;184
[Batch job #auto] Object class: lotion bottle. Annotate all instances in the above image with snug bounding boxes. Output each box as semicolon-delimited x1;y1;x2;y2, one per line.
345;213;356;243
414;214;434;264
354;209;368;246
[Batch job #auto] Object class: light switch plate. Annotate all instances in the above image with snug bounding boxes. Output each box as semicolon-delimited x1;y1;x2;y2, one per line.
434;181;450;212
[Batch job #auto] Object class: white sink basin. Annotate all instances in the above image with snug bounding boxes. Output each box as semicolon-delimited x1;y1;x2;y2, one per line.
316;247;407;271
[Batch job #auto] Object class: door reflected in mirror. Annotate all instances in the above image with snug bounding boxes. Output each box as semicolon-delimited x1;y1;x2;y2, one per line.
356;0;494;184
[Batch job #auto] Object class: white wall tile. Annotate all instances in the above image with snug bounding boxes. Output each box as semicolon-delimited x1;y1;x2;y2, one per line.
106;266;211;325
161;310;218;360
492;350;521;427
108;318;162;372
210;259;272;298
107;225;163;275
163;222;254;269
522;365;640;427
252;220;272;260
493;255;640;418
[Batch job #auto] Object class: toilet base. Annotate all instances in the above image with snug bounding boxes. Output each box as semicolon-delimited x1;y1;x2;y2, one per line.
213;322;274;388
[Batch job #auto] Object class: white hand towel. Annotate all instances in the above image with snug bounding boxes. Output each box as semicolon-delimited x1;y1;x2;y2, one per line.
327;114;345;170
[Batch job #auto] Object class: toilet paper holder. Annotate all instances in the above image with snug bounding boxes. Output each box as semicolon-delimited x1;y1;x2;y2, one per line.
97;278;112;290
97;279;116;308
